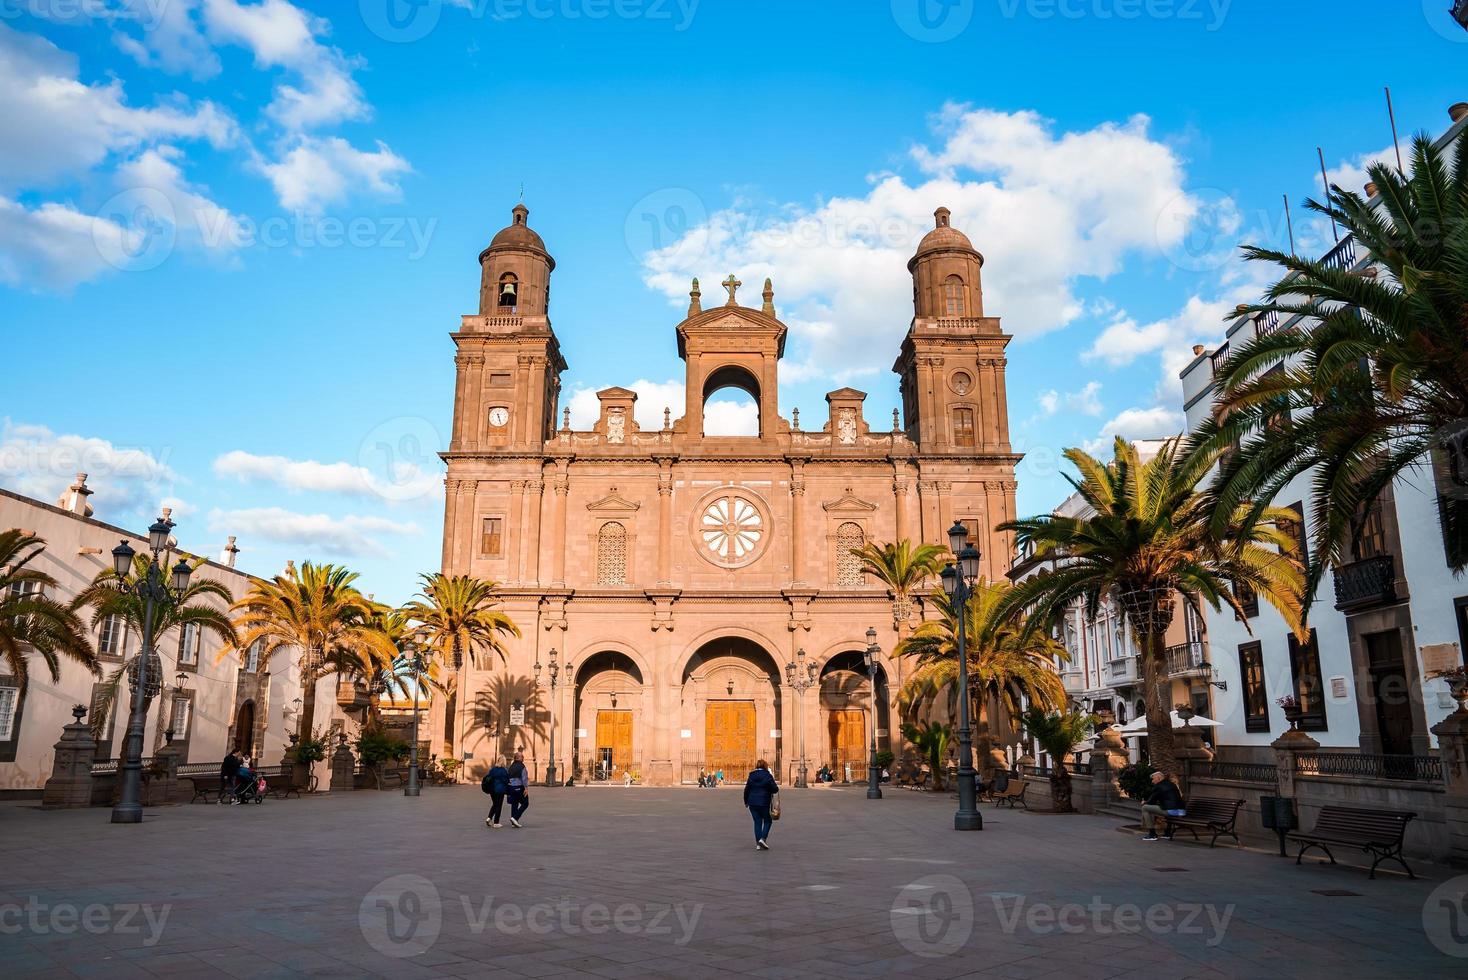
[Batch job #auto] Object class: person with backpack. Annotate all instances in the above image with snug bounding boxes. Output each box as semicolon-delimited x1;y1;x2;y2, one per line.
507;752;531;827
482;758;511;828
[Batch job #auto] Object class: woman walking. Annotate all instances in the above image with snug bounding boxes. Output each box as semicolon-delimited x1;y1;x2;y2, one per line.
743;759;779;851
507;752;531;828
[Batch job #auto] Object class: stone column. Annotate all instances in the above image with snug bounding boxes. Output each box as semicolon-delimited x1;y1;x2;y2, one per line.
789;461;807;584
525;480;545;584
464;354;486;451
892;474;908;543
1431;704;1468;867
1088;725;1128;810
1172;724;1214;797
450;352;470;450
441;477;459;570
551;470;569;587
656;460;673;584
507;480;526;583
1271;727;1320;801
41;705;96;809
153;735;182;806
330;735;357;792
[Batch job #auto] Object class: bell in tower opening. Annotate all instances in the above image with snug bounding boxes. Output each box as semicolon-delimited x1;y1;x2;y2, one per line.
499;273;518;308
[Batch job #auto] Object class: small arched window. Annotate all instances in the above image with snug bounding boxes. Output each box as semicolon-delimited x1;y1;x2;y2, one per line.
835;522;865;586
498;273;518;308
597;522;627;585
942;275;965;316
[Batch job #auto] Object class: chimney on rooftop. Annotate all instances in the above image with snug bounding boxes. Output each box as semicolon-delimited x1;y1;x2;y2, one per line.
58;474;94;517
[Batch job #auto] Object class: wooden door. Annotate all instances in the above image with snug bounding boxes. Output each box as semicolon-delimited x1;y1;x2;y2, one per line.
596;710;634;774
705;701;756;777
829;708;866;776
1365;631;1415;763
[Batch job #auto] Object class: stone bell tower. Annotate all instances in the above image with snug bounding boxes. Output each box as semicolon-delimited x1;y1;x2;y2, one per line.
894;207;1012;457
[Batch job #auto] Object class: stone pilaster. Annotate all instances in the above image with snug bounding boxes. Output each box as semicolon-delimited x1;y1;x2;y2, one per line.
1431;707;1468;867
1271;728;1320;800
1088;725;1128;809
330;736;357;793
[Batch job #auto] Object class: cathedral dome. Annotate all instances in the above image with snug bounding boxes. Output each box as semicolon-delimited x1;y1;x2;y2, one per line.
911;207;975;260
488;203;548;252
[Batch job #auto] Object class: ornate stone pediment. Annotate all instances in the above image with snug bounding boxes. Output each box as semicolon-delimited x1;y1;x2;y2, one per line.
821;488;879;513
586;488;641;516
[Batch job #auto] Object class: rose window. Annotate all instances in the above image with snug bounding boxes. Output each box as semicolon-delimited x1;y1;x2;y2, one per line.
699;494;765;565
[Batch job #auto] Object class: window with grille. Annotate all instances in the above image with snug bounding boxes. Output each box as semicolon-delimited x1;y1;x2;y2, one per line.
952;408;976;447
597;522;627;585
169;697;191;739
942;276;965;316
835;523;865;586
98;614;127;658
0;686;17;741
480;517;504;557
177;622;200;666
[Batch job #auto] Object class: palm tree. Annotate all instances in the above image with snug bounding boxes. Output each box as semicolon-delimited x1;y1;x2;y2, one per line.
899;721;952;791
897;580;1067;775
229;562;396;744
72;549;237;735
1019;707;1095;813
401;573;519;777
0;530;99;692
998;438;1305;774
854;539;945;713
1198;128;1468;590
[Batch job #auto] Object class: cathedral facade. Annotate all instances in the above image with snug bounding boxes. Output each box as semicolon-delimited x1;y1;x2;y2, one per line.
434;203;1019;786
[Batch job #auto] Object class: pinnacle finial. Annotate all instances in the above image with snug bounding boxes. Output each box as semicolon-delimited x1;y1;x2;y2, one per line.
688;277;702;316
761;278;775;316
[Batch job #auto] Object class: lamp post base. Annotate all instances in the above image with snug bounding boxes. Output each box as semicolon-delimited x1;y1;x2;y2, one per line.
545;764;557;789
110;804;143;824
404;762;420;797
867;763;883;800
954;810;983;831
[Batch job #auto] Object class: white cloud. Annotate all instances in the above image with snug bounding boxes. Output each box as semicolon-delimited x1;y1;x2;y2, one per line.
1036;381;1103;418
1324;144;1398;201
112;0;222;78
207;506;420;558
259;137;410;212
0;22;235;193
0;418;177;517
202;0;367;130
639;105;1196;384
1083;405;1184;455
212;449;437;502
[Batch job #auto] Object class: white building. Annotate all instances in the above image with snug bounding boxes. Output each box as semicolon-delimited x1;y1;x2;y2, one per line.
1175;104;1468;762
0;478;315;795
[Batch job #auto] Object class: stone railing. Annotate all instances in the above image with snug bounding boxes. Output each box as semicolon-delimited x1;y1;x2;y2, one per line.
1296;752;1442;783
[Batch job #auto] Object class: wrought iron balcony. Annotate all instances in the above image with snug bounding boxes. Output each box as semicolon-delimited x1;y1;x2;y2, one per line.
1209;343;1230;377
1320;235;1358;273
1332;555;1397;611
1165;640;1208;677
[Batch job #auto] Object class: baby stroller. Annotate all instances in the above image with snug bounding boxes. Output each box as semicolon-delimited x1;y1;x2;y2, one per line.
232;770;267;804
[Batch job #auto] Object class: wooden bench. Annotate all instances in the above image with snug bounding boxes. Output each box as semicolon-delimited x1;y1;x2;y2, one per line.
993;778;1029;809
374;766;409;790
912;769;930;791
256;766;301;800
894;766;914;789
182;774;227;804
1288;805;1417;879
1162;797;1245;848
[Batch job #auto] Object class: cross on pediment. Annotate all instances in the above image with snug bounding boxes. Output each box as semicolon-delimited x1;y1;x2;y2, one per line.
722;274;741;306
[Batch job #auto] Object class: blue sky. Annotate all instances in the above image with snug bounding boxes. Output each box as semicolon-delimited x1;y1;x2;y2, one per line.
2;0;1464;603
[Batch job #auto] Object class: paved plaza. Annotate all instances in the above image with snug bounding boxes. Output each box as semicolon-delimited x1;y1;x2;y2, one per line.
1;785;1464;979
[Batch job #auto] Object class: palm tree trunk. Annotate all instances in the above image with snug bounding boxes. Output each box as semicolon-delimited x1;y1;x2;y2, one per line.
298;647;318;742
1141;631;1177;776
453;637;465;783
1050;762;1073;813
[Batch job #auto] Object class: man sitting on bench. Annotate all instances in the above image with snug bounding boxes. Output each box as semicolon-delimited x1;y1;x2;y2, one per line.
1140;770;1186;841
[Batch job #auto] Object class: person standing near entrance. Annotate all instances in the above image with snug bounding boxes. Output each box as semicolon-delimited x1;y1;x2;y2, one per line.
743;759;779;851
507;752;531;828
483;758;510;828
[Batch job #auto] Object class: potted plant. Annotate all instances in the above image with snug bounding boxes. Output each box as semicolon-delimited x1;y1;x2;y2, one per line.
356;731;411;786
1277;695;1303;730
1174;703;1196;725
287;735;328;790
1430;665;1468;713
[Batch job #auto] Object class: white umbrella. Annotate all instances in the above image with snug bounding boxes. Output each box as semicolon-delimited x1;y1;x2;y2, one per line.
1114;711;1221;736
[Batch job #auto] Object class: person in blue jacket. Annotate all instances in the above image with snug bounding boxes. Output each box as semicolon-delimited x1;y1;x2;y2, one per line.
742;759;779;850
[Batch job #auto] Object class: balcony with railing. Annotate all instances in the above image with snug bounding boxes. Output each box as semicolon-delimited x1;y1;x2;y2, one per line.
1331;554;1397;611
1254;309;1282;338
1209;343;1230;377
1103;655;1141;684
1319;235;1358;273
1165;640;1209;677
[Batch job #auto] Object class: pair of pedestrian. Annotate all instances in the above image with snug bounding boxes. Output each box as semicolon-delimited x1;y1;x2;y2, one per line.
743;759;779;851
482;752;531;828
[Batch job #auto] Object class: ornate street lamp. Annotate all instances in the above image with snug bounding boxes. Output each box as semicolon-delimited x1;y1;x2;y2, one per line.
941;521;983;831
109;515;192;824
863;627;883;800
783;647;818;787
404;637;427;797
535;649;572;788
